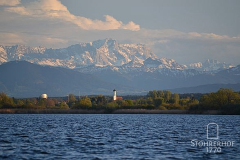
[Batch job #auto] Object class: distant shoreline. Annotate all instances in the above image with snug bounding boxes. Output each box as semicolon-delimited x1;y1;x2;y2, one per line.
0;109;225;115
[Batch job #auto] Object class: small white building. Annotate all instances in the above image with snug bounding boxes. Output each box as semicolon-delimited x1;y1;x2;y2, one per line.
40;94;48;99
113;89;123;101
113;89;117;101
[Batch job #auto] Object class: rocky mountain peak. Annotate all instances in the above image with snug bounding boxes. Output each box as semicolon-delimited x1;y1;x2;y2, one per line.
0;39;157;69
91;38;118;49
188;59;234;71
0;39;235;73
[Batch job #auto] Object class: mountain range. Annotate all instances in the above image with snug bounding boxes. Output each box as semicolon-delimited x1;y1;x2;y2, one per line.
0;39;234;71
0;39;239;97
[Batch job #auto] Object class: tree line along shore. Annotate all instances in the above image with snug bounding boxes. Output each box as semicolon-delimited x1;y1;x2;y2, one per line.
0;88;240;114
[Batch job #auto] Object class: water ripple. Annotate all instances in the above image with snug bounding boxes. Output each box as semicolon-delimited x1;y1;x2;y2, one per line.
0;114;239;159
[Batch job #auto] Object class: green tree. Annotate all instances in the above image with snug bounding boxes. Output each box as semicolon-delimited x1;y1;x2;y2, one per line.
46;99;56;108
27;99;38;108
96;95;107;105
217;88;240;105
0;93;15;108
106;101;118;109
200;89;240;110
78;97;92;109
38;99;47;108
173;94;180;105
153;98;164;107
67;94;77;108
147;97;154;106
68;94;77;103
60;102;69;110
148;90;158;99
157;90;165;99
125;100;134;106
164;91;172;102
16;99;25;107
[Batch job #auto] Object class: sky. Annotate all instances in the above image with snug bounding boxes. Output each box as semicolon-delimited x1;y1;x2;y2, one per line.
0;0;240;65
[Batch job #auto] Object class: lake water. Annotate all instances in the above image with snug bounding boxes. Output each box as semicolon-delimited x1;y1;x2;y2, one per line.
0;114;239;159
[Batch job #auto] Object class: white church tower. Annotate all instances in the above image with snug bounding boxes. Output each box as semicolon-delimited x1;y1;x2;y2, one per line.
113;89;117;101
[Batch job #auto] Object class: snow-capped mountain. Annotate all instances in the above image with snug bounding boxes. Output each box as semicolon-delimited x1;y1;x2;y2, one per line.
0;39;156;69
0;39;240;96
0;39;196;79
188;59;234;71
0;39;235;74
122;57;187;70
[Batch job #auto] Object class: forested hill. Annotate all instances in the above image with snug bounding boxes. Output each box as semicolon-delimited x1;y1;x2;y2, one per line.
0;61;119;97
0;61;240;97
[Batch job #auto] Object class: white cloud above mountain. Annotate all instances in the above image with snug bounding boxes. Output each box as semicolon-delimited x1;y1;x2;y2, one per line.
4;0;140;31
0;0;20;6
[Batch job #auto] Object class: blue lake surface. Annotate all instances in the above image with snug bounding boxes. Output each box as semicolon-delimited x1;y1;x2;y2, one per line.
0;114;239;159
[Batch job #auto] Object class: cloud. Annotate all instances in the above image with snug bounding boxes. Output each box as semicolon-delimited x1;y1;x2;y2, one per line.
0;32;68;48
1;1;240;65
0;33;24;45
145;31;240;65
102;29;240;65
4;0;140;31
5;6;30;15
1;27;240;65
0;0;21;6
28;36;68;48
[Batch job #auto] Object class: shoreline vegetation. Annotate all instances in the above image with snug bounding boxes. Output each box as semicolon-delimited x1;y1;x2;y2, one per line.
0;109;222;114
0;88;240;115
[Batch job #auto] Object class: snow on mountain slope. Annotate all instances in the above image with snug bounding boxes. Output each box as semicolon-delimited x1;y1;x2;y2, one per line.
0;39;157;69
119;57;187;73
0;39;235;75
188;59;234;71
0;46;7;63
1;40;239;95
